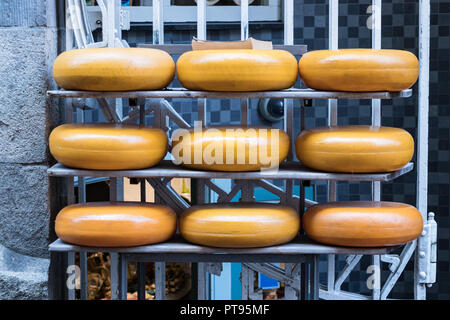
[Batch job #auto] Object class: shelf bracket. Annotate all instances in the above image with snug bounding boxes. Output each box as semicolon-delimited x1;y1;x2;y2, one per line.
417;212;437;286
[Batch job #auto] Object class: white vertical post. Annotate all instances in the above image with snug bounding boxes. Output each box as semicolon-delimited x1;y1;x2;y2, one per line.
240;99;253;203
327;0;339;295
283;0;295;210
197;0;207;128
328;0;339;127
328;0;339;130
104;1;124;121
106;0;119;47
415;0;430;300
329;0;339;51
371;0;382;128
153;0;164;44
371;0;382;202
196;1;208;294
238;0;253;203
197;0;207;41
371;0;382;49
328;0;338;197
240;0;249;40
371;0;382;300
65;0;74;50
328;0;338;198
283;0;294;155
284;0;294;45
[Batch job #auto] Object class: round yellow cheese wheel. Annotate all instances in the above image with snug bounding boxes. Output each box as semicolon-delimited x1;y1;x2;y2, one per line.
298;49;419;92
49;123;168;170
303;201;423;247
295;126;414;173
56;202;177;247
53;48;175;91
171;126;290;171
176;50;298;91
180;203;300;248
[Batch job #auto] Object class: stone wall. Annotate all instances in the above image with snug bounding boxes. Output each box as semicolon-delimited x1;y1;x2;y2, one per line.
0;0;59;299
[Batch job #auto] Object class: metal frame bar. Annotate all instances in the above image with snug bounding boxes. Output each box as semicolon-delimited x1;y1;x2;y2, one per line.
197;0;206;41
415;0;431;300
153;0;164;45
326;0;339;298
326;1;339;298
86;0;282;24
50;238;396;256
48;161;414;182
370;0;382;300
240;0;249;41
48;88;413;100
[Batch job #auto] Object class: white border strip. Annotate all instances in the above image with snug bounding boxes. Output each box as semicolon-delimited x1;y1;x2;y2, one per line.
240;0;249;40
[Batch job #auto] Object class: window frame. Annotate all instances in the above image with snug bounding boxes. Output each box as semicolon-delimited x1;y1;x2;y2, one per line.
86;0;281;27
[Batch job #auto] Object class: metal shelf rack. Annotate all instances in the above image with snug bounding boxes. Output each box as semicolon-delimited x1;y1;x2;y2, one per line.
49;235;400;301
48;161;414;182
49;0;435;301
48;85;418;300
47;88;413;100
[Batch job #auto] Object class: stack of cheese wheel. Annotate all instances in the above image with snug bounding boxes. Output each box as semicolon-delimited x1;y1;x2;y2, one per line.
49;123;168;170
295;49;422;247
53;48;175;91
295;126;418;247
56;202;177;247
171;126;290;172
176;49;298;92
303;201;423;247
180;203;300;248
295;125;414;173
298;49;419;92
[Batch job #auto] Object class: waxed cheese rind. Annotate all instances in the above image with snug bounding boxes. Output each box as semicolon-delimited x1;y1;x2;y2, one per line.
303;201;423;247
56;202;177;247
53;48;175;91
177;49;298;92
49;123;168;170
295;125;414;173
298;49;419;92
180;204;300;248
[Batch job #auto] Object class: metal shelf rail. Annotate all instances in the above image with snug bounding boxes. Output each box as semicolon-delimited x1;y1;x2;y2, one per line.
47;161;414;182
47;88;413;100
49;237;400;301
49;0;436;300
